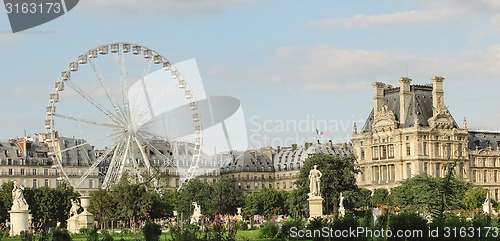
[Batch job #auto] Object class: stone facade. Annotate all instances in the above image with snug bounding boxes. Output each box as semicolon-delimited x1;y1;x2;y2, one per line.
353;76;500;200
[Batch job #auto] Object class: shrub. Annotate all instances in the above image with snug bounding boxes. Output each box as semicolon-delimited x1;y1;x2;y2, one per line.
142;222;162;241
86;227;98;241
169;224;200;241
236;221;248;230
259;222;279;239
52;229;72;241
20;231;34;241
388;213;428;241
37;229;50;241
276;218;304;241
305;218;328;241
101;232;114;241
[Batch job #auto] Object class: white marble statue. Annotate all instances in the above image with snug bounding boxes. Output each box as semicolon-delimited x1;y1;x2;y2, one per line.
69;199;80;217
308;165;322;197
12;181;28;210
339;192;344;209
193;202;201;216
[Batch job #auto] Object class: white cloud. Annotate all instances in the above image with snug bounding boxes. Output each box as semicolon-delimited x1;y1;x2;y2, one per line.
307;8;464;29
211;43;500;93
80;0;250;16
306;0;500;30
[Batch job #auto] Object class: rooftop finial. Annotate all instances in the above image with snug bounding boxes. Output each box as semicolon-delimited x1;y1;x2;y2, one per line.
463;117;468;129
353;123;357;134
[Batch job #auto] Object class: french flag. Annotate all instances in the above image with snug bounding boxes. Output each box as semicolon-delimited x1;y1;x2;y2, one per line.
316;129;323;135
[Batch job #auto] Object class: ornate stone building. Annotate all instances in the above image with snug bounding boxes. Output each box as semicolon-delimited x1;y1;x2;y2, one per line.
220;142;353;194
352;77;469;190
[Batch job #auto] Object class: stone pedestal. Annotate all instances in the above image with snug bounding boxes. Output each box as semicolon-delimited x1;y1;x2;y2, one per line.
67;215;79;233
308;195;323;220
9;209;30;236
339;207;345;218
236;208;243;221
67;196;94;233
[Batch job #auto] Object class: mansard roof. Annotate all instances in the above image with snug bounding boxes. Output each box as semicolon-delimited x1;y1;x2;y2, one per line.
468;130;500;151
361;85;458;133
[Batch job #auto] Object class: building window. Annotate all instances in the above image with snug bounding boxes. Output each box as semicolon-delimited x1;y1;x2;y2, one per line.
44;179;49;187
283;182;287;189
238;183;241;189
20;169;25;176
382;146;387;159
373;166;379;182
276;182;280;189
458;143;463;157
255;182;258;188
269;183;272;188
382;166;387;181
175;179;179;188
435;163;440;178
484;171;488;183
495;171;498;183
406;143;411;156
435;143;440;157
406;136;409;140
44;169;49;176
390;165;395;181
8;169;13;175
446;143;452;158
389;145;394;158
423;142;428;156
424;162;428;174
32;169;37;176
472;170;476;182
360;147;365;160
246;183;250;189
407;163;411;178
373;147;379;159
496;189;499;200
32;179;38;188
262;183;265;189
361;167;365;182
89;179;94;188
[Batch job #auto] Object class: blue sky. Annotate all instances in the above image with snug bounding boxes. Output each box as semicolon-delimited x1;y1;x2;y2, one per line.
1;0;500;149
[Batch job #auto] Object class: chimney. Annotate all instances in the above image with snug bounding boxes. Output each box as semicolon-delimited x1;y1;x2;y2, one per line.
431;76;445;116
292;144;297;151
326;140;333;149
277;146;281;153
372;82;386;114
305;142;311;150
399;77;412;125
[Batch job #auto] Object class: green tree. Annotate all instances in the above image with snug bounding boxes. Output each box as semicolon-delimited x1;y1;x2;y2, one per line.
344;188;372;211
462;186;487;211
391;173;470;216
111;176;153;229
89;189;115;229
371;188;390;206
175;179;214;219
212;178;244;215
294;154;359;216
149;189;176;219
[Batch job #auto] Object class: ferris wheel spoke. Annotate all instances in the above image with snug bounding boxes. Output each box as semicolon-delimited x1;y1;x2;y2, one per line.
118;49;131;122
137;133;189;178
101;135;126;188
133;136;152;174
66;80;125;125
53;113;122;129
116;135;131;182
135;81;176;125
133;57;154;122
89;58;128;123
57;131;122;155
74;140;119;188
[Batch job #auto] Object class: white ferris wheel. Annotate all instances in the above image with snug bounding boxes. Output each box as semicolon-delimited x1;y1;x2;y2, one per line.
44;42;203;190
